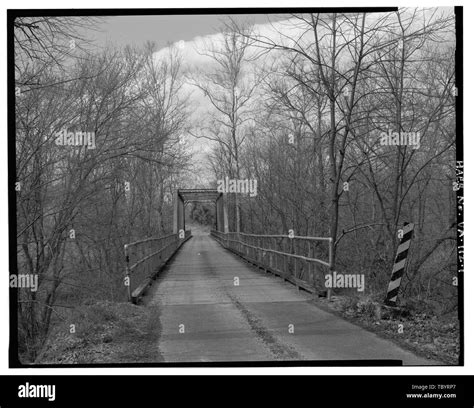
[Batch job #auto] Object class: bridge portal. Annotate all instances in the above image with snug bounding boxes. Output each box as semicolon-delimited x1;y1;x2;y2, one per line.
173;188;228;234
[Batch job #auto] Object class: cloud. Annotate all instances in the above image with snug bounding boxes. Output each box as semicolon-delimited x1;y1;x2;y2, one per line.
150;8;455;181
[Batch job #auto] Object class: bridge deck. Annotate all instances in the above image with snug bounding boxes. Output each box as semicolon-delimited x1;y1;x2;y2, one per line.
145;232;435;364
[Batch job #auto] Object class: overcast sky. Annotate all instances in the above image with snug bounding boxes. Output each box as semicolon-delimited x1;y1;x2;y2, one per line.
94;14;290;50
78;14;294;187
86;9;454;188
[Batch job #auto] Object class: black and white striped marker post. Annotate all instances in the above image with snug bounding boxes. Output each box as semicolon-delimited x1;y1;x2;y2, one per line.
385;222;414;306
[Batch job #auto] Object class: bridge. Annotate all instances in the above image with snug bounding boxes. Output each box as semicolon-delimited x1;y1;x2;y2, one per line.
122;188;433;364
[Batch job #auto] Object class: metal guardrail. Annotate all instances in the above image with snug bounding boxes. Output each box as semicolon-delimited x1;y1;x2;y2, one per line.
210;230;333;297
124;230;192;303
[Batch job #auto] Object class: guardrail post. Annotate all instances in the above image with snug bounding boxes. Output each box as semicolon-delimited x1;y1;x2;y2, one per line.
258;237;261;263
291;238;297;278
124;244;132;302
223;193;229;233
327;238;334;301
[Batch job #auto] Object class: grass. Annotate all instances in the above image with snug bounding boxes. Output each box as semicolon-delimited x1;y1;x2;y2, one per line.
316;294;460;365
34;295;459;365
35;300;163;364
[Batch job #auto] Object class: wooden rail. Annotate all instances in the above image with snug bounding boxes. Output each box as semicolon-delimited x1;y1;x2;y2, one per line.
210;230;333;297
124;230;192;303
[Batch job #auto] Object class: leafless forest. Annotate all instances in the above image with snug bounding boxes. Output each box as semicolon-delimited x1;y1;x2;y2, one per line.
14;9;458;363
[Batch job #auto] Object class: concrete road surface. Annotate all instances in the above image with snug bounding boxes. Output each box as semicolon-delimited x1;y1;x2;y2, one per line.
145;231;437;364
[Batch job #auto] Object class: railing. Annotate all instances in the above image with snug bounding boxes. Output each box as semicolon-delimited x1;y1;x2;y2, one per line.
124;230;192;303
210;230;333;297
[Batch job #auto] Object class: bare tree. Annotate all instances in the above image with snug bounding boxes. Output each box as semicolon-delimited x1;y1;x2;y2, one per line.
189;20;261;232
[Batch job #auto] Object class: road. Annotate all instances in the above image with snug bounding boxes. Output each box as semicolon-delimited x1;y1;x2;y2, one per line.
145;230;436;364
